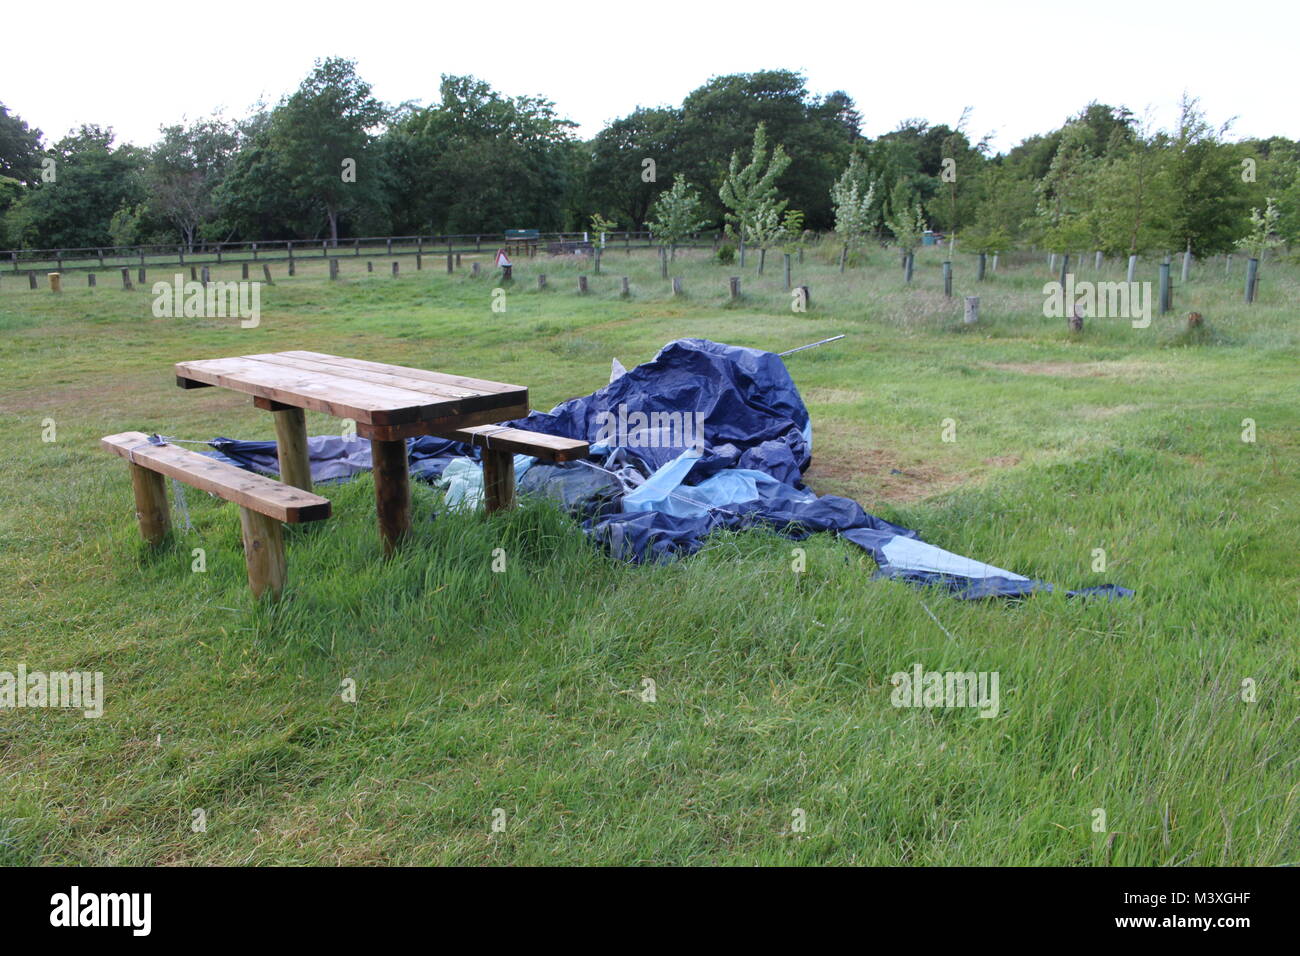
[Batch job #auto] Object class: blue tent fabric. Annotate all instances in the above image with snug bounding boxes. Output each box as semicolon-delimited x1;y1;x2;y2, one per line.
200;338;1131;600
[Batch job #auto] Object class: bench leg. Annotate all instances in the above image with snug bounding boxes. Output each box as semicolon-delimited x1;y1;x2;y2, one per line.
239;506;286;599
370;438;411;554
482;448;516;514
128;462;170;545
272;406;313;492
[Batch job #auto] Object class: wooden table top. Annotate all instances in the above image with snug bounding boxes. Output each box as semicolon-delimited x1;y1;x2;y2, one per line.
175;351;529;427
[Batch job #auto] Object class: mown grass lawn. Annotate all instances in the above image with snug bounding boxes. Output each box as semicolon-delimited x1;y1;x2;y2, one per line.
1;245;1296;865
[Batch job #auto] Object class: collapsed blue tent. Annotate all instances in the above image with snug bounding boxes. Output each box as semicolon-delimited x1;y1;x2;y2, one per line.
207;338;1131;600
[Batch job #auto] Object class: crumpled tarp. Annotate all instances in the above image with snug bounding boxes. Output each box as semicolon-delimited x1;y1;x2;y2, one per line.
204;338;1131;600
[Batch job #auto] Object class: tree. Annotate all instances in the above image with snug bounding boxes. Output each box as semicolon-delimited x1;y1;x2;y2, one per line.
5;125;146;249
646;176;709;260
675;71;859;229
0;103;43;185
719;123;791;252
830;153;877;253
1156;95;1249;257
1084;118;1169;256
1236;197;1282;260
884;196;927;253
148;116;239;249
964;163;1034;253
272;57;387;244
380;74;576;234
1034;121;1096;252
585;107;680;228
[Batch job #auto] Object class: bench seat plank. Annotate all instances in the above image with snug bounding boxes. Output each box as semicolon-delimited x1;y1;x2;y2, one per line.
426;424;589;463
101;431;331;523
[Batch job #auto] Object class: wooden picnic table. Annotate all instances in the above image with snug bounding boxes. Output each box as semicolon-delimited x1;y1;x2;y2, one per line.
174;350;529;552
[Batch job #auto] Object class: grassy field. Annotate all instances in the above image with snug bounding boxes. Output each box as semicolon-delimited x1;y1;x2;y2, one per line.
1;243;1296;865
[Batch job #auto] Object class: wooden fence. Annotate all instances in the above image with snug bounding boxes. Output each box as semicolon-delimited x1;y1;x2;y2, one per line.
0;231;728;274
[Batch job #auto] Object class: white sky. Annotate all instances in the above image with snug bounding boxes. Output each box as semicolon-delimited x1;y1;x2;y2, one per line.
5;0;1296;153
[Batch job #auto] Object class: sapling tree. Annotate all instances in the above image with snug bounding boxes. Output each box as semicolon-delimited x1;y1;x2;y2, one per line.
830;153;876;260
1236;197;1282;260
719;122;791;259
589;212;618;248
884;185;927;254
646;177;708;261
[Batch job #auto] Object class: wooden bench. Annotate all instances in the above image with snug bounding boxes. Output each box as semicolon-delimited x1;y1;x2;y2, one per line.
101;431;331;599
425;424;589;514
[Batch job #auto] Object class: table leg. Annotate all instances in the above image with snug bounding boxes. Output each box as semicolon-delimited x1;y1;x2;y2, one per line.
272;406;313;492
370;438;411;553
128;462;170;545
482;448;516;515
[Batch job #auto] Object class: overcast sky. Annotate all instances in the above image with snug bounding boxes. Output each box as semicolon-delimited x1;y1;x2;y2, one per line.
5;0;1296;153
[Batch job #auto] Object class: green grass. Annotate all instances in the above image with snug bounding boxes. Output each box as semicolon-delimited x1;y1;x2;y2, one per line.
1;244;1296;865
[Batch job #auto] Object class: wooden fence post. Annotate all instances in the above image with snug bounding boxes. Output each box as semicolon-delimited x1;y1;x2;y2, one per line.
262;264;274;285
729;276;740;299
964;296;979;324
538;274;547;290
48;272;61;293
943;260;953;297
242;262;249;280
330;259;339;280
87;273;96;287
121;268;132;290
621;277;631;298
671;277;683;296
578;275;588;294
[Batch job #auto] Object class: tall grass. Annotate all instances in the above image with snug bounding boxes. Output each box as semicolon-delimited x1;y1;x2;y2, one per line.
0;245;1295;864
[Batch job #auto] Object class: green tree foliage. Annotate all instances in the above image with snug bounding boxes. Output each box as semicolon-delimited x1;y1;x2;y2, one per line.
830;153;877;249
585;107;679;228
381;75;576;234
719;123;791;249
646;176;708;259
272;57;387;244
1236;197;1283;259
0;103;43;185
1156;95;1250;256
148;117;239;249
672;70;858;229
6;125;146;249
1;75;1294;258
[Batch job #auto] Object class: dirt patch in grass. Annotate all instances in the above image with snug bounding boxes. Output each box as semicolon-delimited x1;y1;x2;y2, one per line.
803;387;865;405
1076;403;1145;419
986;359;1169;378
804;446;961;505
